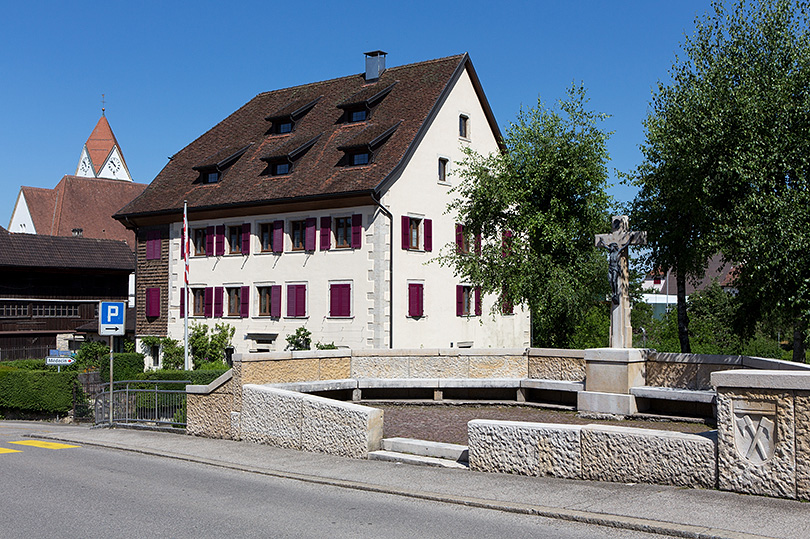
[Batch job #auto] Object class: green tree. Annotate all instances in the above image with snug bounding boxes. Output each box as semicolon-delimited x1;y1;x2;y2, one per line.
189;322;234;368
440;84;612;347
631;0;810;360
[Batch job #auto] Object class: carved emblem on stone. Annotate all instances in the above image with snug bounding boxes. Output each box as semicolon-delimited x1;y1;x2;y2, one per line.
732;400;776;465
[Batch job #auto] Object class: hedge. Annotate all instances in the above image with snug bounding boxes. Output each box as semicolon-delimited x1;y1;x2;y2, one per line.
0;368;79;414
98;353;146;383
135;369;229;390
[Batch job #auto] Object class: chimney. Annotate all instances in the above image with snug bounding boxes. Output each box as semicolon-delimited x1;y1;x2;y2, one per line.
72;228;83;237
364;50;387;81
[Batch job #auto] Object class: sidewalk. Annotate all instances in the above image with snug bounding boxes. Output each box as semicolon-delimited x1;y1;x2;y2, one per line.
25;422;810;539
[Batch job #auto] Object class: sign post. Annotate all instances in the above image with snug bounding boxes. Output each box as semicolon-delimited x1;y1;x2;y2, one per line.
99;302;126;426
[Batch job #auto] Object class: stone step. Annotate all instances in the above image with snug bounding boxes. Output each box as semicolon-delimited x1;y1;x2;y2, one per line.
381;437;469;462
368;450;469;469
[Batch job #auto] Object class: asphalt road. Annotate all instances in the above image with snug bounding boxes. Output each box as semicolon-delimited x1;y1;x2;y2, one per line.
0;422;664;539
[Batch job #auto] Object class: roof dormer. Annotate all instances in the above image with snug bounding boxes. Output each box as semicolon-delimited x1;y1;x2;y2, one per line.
337;82;397;124
264;97;321;135
192;143;252;184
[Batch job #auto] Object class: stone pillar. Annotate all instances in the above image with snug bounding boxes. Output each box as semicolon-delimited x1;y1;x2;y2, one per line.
712;369;810;500
578;348;646;416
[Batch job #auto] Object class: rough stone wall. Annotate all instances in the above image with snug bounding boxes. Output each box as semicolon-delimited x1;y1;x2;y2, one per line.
526;349;585;381
468;420;581;478
350;350;527;379
187;390;233;439
136;225;169;336
241;356;351;385
239;384;382;458
581;425;716;488
795;391;810;500
716;388;796;498
647;361;740;390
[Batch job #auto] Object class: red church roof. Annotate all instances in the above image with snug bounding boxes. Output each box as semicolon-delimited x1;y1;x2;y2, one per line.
84;115;127;174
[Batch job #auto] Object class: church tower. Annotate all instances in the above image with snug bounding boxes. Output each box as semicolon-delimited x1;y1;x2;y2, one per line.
75;115;133;181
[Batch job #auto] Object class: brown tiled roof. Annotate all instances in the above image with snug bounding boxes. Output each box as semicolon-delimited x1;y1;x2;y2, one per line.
0;230;134;271
19;176;147;249
115;54;500;221
85;116;126;174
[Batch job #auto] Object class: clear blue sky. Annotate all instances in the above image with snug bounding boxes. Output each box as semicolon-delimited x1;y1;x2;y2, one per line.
1;0;709;226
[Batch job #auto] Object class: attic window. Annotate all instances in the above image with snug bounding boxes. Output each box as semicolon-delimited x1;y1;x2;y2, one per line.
265;97;321;135
206;171;220;184
349;109;367;123
260;134;320;177
272;162;290;175
338;82;397;124
338;121;399;168
277;121;293;134
350;151;370;166
192;143;252;185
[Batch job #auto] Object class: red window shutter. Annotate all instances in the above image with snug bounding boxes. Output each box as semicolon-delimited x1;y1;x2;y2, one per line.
330;285;339;317
206;226;215;256
287;284;296;317
475;287;482;316
456;285;464;317
401;216;410;250
273;220;284;253
455;224;463;251
146;288;160;317
180;287;185;318
408;283;423;317
242;223;251;255
330;284;350;317
180;231;185;259
204;287;213;318
475;233;482;255
351;214;362;249
214;287;223;318
241;286;250;318
320;217;331;251
270;285;281;317
424;219;433;252
296;285;307;317
305;218;316;251
215;225;225;256
146;230;160;260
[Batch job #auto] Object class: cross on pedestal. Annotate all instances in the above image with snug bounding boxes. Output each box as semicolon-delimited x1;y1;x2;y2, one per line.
595;215;646;348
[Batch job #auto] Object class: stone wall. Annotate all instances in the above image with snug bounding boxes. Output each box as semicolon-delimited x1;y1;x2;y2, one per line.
239;384;383;458
527;348;585;381
240;350;351;385
350;349;527;379
469;419;716;489
186;370;235;439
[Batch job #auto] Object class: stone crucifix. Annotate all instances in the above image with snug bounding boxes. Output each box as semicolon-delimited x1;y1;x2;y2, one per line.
595;215;646;348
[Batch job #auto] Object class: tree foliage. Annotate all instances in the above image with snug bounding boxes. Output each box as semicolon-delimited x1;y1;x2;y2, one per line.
440;84;612;347
631;0;810;360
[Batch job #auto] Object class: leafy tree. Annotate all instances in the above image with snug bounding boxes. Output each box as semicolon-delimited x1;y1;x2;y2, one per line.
440;84;612;347
188;322;234;368
285;327;312;351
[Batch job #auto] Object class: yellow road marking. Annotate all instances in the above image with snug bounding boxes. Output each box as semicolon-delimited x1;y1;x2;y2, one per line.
0;447;22;454
8;440;80;450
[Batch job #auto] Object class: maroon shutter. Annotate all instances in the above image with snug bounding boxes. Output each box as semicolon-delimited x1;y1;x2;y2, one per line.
455;224;463;251
270;285;281;317
330;285;338;317
180;287;185;318
206;226;215;256
273;220;284;253
401;216;410;250
146;288;160;317
215;225;225;256
242;223;251;255
214;287;223;317
475;233;482;255
296;285;307;317
408;283;423;317
304;218;316;251
424;219;433;252
287;284;296;317
475;287;482;316
456;285;464;316
320;217;331;251
331;284;350;317
241;286;250;318
351;214;362;249
146;230;160;260
180;231;185;259
204;287;213;317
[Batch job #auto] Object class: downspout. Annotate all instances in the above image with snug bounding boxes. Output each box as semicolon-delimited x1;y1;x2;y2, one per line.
371;192;394;349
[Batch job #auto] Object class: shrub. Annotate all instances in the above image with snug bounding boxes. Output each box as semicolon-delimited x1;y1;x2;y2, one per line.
98;353;145;383
285;327;312;351
315;341;337;350
0;369;78;414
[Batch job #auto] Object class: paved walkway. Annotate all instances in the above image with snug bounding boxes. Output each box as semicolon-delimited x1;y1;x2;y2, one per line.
14;421;810;539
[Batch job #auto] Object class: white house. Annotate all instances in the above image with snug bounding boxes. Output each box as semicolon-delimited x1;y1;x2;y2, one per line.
114;52;530;365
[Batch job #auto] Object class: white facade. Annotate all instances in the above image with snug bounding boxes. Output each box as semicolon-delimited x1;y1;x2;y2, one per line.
8;191;35;233
160;68;530;356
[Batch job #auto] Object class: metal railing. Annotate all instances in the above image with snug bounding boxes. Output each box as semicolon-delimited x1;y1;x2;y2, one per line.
95;380;191;427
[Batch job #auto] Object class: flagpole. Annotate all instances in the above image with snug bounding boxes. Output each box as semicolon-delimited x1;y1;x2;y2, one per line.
183;200;190;371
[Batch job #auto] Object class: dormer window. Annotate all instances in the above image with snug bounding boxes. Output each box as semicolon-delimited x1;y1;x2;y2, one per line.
265;97;320;136
338;121;400;168
349;109;367;123
192;143;252;185
350;152;370;166
273;162;290;175
206;171;220;184
277;121;293;134
260;134;320;177
338;82;397;124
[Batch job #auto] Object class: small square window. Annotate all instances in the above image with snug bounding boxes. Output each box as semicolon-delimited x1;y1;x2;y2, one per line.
438;158;448;183
291;220;306;251
459;115;469;138
228;226;242;254
273;162;290;175
193;228;207;256
334;217;351;249
351;152;370;166
350;109;367;122
277;121;293;134
206;171;220;184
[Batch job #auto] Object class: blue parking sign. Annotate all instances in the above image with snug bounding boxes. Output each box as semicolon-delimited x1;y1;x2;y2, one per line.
99;301;126;336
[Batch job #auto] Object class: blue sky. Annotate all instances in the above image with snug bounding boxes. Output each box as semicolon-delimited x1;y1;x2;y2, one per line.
0;0;709;226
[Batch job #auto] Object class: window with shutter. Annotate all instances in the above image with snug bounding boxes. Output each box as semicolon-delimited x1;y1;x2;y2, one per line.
194;228;207;256
455;224;467;253
146;230;160;260
287;284;307;317
271;285;281;317
193;288;206;316
329;283;351;317
228;226;242;254
305;218;316;251
204;287;213;317
475;286;482;316
214;287;224;318
408;283;423;318
334;217;350;248
179;287;185;317
320;217;331;251
226;287;240;316
215;225;225;256
291;220;306;251
351;214;362;249
241;223;251;255
205;226;215;255
146;287;160;317
424;219;432;252
273;220;284;253
456;285;474;316
240;286;250;318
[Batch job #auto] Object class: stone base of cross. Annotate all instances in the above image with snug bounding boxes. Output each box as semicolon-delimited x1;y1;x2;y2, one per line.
595;216;646;348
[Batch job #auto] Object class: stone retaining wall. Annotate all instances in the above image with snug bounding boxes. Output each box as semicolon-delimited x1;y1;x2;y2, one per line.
186;370;234;439
468;419;716;489
239;384;383;458
527;348;585;381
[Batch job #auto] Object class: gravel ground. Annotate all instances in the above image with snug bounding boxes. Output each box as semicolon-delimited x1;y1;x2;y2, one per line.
372;402;714;445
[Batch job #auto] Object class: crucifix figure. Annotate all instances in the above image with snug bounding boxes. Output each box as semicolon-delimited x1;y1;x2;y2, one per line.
595;215;646;348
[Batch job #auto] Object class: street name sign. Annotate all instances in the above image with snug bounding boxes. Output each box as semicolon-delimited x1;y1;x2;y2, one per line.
99;301;126;336
46;356;76;366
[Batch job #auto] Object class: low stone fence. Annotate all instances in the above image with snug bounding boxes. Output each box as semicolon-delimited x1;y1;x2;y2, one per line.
239;384;383;459
468;420;716;489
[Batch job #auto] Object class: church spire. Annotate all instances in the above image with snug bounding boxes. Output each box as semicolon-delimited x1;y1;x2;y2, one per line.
75;114;132;181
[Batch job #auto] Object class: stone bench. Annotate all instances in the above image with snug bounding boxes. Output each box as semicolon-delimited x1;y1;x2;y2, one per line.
630;386;716;418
